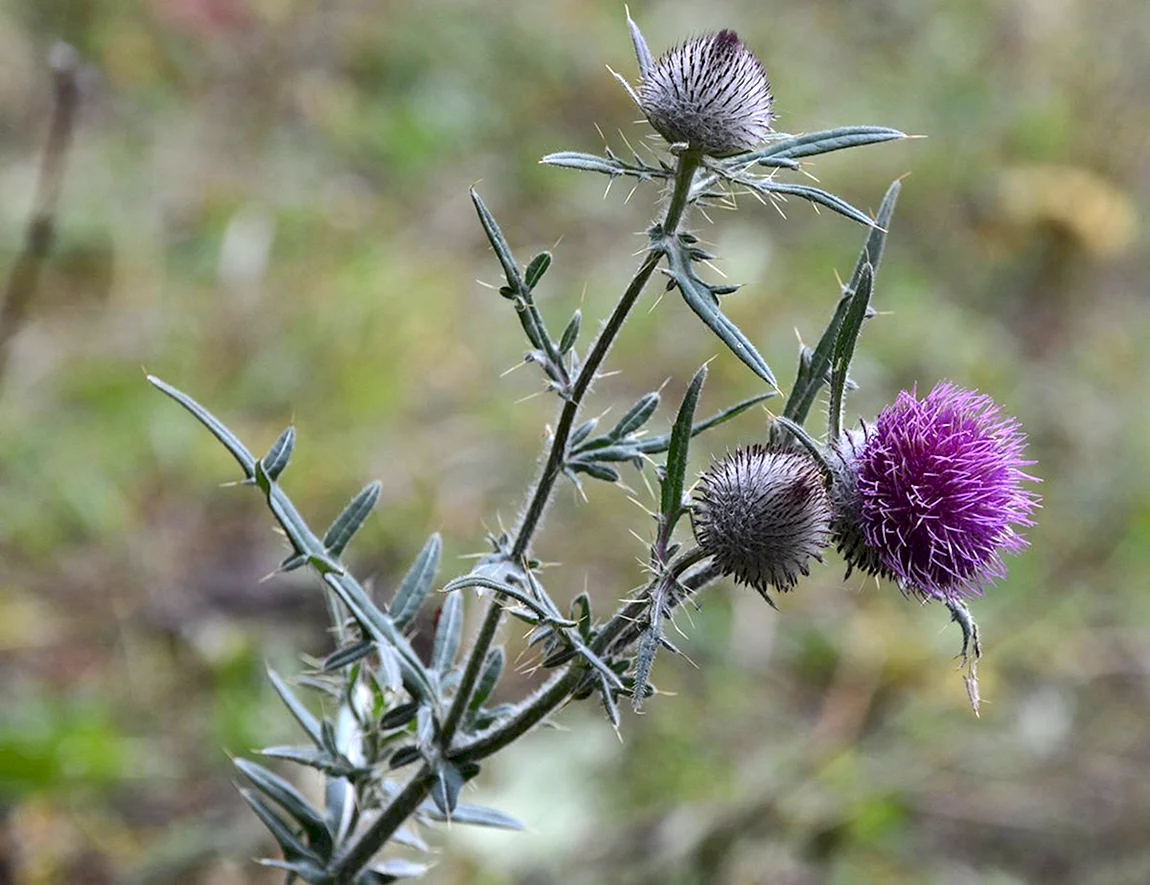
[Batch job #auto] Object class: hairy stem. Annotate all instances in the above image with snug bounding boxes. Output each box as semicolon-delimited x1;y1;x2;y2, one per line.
511;150;702;560
329;765;431;884
332;151;702;883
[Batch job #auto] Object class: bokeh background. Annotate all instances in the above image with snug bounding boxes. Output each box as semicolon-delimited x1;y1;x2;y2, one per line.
1;0;1147;883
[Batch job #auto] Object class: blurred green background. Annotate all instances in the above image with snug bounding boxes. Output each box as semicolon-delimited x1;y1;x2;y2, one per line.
1;0;1146;883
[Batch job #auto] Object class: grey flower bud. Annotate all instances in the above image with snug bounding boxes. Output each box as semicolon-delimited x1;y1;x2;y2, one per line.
692;446;831;601
637;29;774;157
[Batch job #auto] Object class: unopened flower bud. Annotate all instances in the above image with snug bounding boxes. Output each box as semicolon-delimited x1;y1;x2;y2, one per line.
692;446;831;601
629;22;774;157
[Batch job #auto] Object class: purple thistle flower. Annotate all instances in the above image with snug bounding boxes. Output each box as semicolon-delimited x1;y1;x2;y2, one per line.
835;382;1041;602
623;14;774;157
692;446;832;602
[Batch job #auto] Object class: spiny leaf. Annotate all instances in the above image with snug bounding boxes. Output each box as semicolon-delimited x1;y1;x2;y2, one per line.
467;647;505;717
636;392;775;454
266;668;323;748
749;125;906;162
420;801;525;830
432;590;464;675
829;262;874;440
235;758;332;858
391;533;442;629
661;366;707;524
748;180;876;228
261;427;295;481
524;251;552;289
323;481;382;557
470;189;522;291
610;392;660;439
781;179;900;430
148;376;255;477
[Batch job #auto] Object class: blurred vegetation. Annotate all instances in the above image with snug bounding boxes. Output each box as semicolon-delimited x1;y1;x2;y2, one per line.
1;0;1147;883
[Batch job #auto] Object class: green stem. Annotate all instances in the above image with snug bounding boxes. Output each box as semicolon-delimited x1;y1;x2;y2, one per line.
439;596;503;747
333;150;703;883
510;150;702;561
329;765;431;884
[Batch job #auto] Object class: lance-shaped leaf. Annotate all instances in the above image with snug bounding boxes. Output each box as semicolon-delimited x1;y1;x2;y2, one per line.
261;426;295;481
443;574;577;627
636;391;774;454
266;668;323;748
662;240;776;386
734;125;907;164
559;309;581;354
391;533;441;629
323;481;382;557
432;590;464;675
540;149;672;182
321;639;376;673
828;262;874;440
781;179;900;431
238;789;322;866
661;366;707;526
741;179;876;228
148;376;256;477
610;392;660;439
470;189;522;292
235;758;332;859
429;760;468;816
466;647;505;718
420;801;525;830
524;251;552;290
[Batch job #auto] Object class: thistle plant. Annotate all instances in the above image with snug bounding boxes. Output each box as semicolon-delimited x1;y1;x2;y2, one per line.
151;13;1037;882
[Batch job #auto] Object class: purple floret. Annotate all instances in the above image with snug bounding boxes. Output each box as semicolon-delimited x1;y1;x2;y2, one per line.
853;382;1041;601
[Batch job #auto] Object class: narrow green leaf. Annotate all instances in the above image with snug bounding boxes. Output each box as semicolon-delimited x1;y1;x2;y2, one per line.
256;857;329;884
570;419;597;447
524;251;552;289
147;376;255;477
266;668;323;748
574;444;641;463
470;189;522;291
636;392;775;454
389;745;421;770
238;789;320;864
569;593;592;641
829;262;874;440
610;392;660;439
429;761;466;816
432;590;464;675
751;180;876;227
365;859;432;880
261;426;295;481
442;575;577;627
467;646;505;717
753;126;906;161
661;366;707;522
667;264;776;386
421;801;525;830
782;179;901;430
321;640;376;672
390;534;442;630
235;759;332;858
379;700;420;730
322;481;382;557
573;639;624;691
632;625;660;711
598;672;620;728
559;310;581;354
568;461;620;483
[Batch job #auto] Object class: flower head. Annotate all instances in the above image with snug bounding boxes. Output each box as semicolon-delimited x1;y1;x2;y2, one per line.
834;383;1040;602
692;446;832;601
625;15;774;157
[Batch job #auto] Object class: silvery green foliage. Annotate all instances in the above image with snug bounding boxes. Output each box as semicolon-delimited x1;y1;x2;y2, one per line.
152;13;916;883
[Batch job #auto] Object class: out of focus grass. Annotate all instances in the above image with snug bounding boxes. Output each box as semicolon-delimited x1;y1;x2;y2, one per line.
1;0;1147;883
